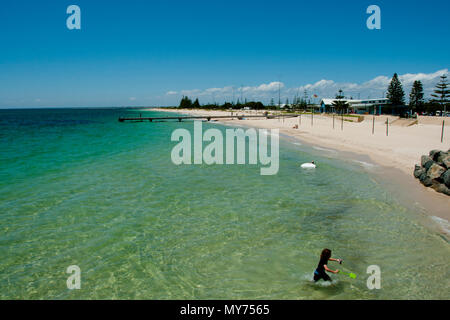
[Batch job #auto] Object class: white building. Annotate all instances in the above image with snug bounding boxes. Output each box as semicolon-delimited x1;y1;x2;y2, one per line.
319;98;390;114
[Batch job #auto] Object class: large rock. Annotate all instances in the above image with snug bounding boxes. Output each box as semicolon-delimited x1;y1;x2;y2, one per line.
429;149;441;161
414;150;450;196
419;172;433;187
414;165;425;178
438;153;450;169
433;183;450;196
443;187;450;196
421;155;434;169
442;169;450;188
436;151;448;164
427;163;446;180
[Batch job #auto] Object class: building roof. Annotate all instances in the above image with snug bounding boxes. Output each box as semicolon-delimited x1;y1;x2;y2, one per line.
320;98;389;106
321;98;345;105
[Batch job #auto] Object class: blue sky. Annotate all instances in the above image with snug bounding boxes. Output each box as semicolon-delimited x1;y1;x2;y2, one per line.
0;0;449;107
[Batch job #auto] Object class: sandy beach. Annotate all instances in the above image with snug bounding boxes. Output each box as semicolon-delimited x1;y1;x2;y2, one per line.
151;107;450;231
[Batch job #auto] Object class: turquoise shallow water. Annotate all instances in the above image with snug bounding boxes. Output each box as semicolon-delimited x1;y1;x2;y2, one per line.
0;108;449;299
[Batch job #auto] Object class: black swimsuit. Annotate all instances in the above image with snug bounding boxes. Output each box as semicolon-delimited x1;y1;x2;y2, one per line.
314;257;331;281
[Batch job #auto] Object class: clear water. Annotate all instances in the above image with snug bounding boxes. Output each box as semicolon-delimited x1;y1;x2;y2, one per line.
0;108;448;299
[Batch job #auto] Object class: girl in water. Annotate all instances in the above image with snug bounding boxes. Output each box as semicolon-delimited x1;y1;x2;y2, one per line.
314;248;342;282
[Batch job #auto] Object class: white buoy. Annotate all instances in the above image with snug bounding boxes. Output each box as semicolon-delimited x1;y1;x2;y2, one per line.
301;162;316;169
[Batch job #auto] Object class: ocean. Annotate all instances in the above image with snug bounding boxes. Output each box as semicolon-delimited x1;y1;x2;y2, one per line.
0;108;448;299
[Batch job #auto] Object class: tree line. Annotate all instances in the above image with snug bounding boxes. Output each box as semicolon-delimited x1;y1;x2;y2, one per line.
178;73;449;115
177;96;304;111
332;73;449;115
387;72;449;115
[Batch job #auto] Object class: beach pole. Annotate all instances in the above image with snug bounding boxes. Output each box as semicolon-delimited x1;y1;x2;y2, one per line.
333;113;335;129
372;116;375;134
386;117;389;136
441;119;445;143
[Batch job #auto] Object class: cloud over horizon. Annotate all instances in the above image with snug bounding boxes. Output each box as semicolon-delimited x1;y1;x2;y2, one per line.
166;69;448;104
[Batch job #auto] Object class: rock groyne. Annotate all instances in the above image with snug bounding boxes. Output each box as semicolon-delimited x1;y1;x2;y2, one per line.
414;149;450;196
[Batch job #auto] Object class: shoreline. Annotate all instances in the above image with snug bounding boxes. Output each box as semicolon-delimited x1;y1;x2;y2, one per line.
149;107;450;237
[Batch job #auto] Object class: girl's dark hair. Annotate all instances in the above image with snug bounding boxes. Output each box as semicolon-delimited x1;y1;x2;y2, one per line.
321;248;332;260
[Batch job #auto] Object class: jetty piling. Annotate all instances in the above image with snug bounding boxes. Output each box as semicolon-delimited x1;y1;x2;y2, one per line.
118;113;304;123
372;116;375;134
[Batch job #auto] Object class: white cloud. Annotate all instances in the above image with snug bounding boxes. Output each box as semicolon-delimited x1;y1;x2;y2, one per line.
180;89;202;96
129;97;136;101
167;69;448;104
253;81;284;92
399;69;446;84
290;69;448;100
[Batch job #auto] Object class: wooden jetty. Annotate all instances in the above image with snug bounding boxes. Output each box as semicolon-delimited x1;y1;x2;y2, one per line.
118;114;303;122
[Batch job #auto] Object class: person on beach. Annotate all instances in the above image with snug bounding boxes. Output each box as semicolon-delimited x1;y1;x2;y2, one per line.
314;248;342;282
